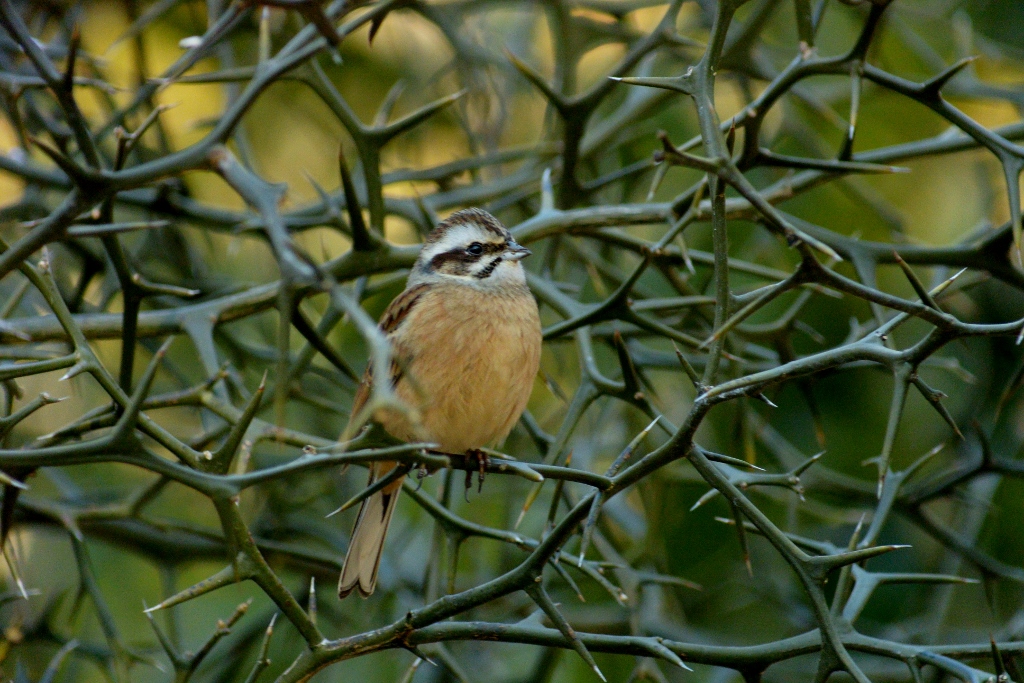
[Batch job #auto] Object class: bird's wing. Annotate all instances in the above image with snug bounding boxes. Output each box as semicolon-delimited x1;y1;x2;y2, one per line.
349;283;429;418
339;285;428;598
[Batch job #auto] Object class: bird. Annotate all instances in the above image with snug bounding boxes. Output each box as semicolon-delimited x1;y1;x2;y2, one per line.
338;207;542;598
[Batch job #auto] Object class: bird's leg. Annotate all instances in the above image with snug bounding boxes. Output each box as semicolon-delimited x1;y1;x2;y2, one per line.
426;449;489;497
467;449;489;493
415;453;445;491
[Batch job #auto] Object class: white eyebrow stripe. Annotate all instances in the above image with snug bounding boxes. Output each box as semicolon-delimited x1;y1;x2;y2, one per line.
421;223;502;263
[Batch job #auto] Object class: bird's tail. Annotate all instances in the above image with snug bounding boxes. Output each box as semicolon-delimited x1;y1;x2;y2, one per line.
338;474;404;598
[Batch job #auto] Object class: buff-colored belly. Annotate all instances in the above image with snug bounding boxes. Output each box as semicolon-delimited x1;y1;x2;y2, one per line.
380;285;541;453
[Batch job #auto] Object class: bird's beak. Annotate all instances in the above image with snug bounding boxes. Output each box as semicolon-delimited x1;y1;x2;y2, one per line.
504;242;532;261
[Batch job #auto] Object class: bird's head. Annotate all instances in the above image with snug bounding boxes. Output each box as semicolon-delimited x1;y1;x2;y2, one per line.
410;208;531;289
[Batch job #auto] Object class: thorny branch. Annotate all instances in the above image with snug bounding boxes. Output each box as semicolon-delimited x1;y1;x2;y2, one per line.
1;0;1024;682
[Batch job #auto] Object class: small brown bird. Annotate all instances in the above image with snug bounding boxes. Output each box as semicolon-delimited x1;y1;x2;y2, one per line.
338;208;542;598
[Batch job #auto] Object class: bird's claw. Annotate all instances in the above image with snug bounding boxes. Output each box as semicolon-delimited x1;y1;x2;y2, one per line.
415;464;429;490
462;449;489;495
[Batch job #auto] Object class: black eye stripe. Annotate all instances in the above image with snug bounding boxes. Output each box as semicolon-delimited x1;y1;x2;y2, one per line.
427;241;507;273
429;249;473;272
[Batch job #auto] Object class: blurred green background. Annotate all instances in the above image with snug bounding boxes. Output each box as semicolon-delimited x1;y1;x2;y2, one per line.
2;0;1024;681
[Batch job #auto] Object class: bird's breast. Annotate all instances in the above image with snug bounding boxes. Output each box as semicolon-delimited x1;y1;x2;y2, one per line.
384;284;541;453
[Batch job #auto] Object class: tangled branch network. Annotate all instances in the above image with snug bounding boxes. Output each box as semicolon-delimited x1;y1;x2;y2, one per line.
1;0;1024;681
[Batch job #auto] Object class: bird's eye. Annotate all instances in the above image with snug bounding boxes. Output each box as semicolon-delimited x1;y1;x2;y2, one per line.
467;242;484;256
